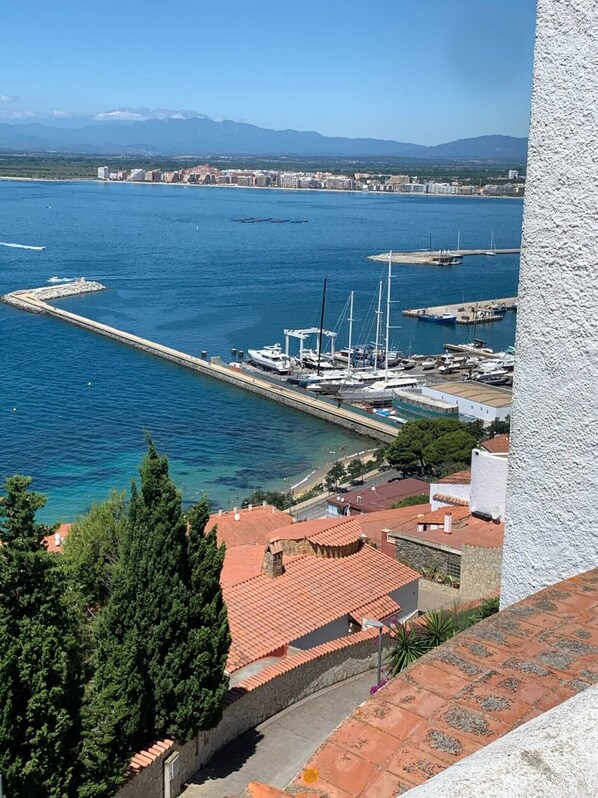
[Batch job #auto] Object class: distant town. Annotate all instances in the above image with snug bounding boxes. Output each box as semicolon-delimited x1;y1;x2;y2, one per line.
97;163;525;197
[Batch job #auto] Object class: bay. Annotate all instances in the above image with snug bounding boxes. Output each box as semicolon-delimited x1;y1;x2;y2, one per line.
0;180;522;521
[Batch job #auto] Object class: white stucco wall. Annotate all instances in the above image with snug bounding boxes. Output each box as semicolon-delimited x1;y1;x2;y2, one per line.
469;449;508;520
501;0;598;606
290;614;350;650
403;684;598;798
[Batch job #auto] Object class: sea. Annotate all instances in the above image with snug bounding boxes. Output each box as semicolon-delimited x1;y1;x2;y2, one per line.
0;180;523;522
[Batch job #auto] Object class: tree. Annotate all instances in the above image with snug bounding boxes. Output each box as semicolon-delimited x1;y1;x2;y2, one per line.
0;476;84;798
241;488;292;510
325;461;347;491
80;441;230;796
62;490;126;615
385;419;478;476
391;494;429;509
347;458;364;484
486;417;511;438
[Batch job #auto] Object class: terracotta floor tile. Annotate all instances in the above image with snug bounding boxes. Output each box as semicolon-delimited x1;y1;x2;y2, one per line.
385;743;447;785
357;768;414;798
477;668;560;706
381;681;448;719
329;718;401;766
435;701;509;744
406;721;482;766
354;699;424;741
297;776;353;798
403;662;472;698
301;743;378;797
535;684;577;712
452;683;531;726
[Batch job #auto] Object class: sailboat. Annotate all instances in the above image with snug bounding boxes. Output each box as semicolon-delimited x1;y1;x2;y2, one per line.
486;231;497;256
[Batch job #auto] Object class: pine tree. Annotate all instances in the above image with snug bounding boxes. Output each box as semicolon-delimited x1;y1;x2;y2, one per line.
0;475;83;798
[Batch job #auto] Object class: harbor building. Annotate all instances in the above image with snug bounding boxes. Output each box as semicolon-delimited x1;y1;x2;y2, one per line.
420;381;512;424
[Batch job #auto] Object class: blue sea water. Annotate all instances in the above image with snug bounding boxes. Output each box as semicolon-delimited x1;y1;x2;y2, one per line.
0;180;522;521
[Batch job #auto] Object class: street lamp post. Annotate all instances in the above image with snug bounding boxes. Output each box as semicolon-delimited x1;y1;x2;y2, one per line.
362;617;384;686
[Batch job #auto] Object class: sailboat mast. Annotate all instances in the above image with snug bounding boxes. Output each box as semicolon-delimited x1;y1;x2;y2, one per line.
457;229;461;254
385;252;392;381
347;290;354;377
316;278;327;376
374;280;382;371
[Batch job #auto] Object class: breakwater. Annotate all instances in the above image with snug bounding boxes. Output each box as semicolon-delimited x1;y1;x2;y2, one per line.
369;248;520;265
2;283;398;444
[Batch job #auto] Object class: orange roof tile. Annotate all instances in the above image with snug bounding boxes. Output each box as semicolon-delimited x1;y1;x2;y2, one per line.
224;544;419;672
417;505;472;525
481;434;510;454
208;505;294;548
305;518;363;547
432;493;470;507
351;595;401;623
390;516;504;551
438;470;471;485
356;505;433;548
293;567;598;797
43;522;71;553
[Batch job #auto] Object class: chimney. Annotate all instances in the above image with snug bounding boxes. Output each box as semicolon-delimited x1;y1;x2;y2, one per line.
262;540;284;578
443;512;453;534
262;500;267;507
54;532;61;547
218;509;223;516
248;504;253;512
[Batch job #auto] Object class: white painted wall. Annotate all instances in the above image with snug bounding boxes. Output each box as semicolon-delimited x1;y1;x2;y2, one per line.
501;0;598;606
470;449;508;520
421;386;511;423
290;615;350;650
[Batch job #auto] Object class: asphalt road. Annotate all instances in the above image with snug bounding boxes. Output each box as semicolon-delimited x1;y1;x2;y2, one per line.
181;670;376;798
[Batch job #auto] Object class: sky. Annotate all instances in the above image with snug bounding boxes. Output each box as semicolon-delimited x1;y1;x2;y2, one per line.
1;0;538;144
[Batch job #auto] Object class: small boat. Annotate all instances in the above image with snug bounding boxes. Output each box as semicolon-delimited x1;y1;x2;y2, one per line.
467;369;509;385
247;344;292;374
419;313;457;324
421;358;436;370
399;358;416;370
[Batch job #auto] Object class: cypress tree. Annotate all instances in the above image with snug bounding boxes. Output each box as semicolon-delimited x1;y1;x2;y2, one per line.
0;475;83;798
80;440;231;795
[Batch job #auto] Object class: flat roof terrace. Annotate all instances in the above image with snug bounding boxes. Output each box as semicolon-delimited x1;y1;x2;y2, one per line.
423;382;513;408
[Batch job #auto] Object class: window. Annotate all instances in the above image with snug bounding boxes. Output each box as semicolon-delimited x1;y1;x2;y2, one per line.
447;558;461;579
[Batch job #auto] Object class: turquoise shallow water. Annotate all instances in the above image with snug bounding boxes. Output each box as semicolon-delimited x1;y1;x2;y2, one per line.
0;181;522;521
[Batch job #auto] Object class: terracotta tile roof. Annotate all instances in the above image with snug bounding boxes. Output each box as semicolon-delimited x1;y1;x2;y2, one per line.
390;515;504;552
327;478;428;513
223;545;419;672
438;470;471;485
293;567;598;797
432;493;470;507
417;505;472;526
351;595;402;623
207;505;294;548
43;522;71;553
356;505;433;545
481;434;510;454
304;518;364;547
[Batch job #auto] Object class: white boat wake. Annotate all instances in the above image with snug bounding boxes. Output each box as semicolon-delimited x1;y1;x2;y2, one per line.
0;241;45;251
47;276;74;284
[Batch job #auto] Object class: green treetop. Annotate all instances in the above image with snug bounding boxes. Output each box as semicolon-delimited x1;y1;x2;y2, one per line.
0;475;84;798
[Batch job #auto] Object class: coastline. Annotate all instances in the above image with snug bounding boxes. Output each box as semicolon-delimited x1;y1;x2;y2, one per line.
0;175;523;200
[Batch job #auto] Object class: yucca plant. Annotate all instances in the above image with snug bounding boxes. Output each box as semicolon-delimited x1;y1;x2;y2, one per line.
386;623;430;676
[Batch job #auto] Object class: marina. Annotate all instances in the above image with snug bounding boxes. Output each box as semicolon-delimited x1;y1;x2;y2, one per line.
1;282;402;444
369;248;520;265
403;296;517;325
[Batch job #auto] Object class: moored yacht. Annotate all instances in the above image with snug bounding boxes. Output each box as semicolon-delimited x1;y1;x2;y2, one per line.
247;344;293;374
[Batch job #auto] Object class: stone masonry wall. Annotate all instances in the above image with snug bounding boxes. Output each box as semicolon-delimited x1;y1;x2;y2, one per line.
460;545;503;599
394;538;460;580
117;629;385;798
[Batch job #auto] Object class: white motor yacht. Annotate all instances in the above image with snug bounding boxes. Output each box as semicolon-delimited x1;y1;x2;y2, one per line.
247;344;293;374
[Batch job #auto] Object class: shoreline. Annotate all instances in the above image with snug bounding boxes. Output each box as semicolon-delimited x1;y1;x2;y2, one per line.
0;175;524;200
283;447;379;498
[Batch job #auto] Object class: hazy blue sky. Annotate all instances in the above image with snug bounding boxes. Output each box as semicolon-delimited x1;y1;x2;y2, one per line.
1;0;537;143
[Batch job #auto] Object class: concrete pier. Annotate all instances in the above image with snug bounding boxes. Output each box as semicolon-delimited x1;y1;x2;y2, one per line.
369;249;520;265
403;296;517;325
1;285;399;444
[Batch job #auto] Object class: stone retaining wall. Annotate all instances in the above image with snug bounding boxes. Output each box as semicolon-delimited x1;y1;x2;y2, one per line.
117;628;386;798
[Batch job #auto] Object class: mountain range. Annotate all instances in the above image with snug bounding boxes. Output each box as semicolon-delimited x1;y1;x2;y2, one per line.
0;108;528;161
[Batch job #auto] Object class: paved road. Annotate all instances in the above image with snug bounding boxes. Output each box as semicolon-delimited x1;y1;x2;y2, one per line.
181;670;376;798
293;468;402;521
